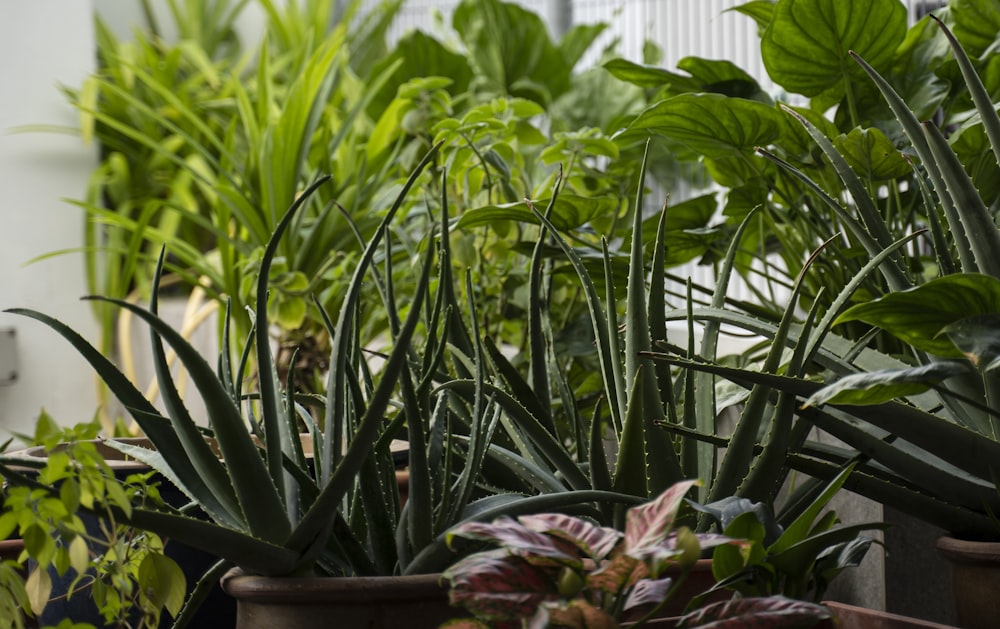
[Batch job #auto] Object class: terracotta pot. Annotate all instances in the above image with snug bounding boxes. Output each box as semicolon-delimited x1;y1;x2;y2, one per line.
220;569;464;629
823;601;958;629
935;535;1000;629
632;601;956;628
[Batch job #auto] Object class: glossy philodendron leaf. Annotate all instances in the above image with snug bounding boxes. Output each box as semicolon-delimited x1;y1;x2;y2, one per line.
943;314;1000;370
603;59;701;90
833;127;912;181
456;195;618;232
443;552;559;621
628;93;783;159
803;361;972;407
674;596;831;629
624;479;699;553
836;273;1000;357
761;0;906;100
728;1;775;34
517;513;622;560
951;0;1000;56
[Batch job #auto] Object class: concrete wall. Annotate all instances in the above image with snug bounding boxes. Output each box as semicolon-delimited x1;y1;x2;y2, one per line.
0;1;99;439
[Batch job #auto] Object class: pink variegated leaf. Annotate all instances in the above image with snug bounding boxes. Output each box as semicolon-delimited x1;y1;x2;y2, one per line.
586;553;649;595
531;600;620;629
443;552;560;620
518;513;623;561
622;576;674;611
675;596;831;628
447;517;581;567
624;480;700;553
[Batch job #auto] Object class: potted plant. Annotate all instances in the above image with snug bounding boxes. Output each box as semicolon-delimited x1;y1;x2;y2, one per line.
638;13;1000;629
1;146;644;628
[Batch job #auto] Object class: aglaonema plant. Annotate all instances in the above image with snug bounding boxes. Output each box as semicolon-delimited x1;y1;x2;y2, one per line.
440;479;833;629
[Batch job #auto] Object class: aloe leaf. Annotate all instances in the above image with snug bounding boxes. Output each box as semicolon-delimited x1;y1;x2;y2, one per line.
755;149;889;271
436;379;590;492
625;146;683;492
614;369;652;502
933;15;1000;174
483;444;569;494
800;405;1000;514
653;357;1000;485
788;454;998;539
850;51;976;273
527;196;554;425
289;144;440;557
529;203;624;434
804;232;923;362
921;121;1000;278
124;506;299;576
95;295;289;542
779;106;911;291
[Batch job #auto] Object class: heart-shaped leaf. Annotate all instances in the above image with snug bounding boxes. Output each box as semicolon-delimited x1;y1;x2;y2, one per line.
836;273;1000;357
761;0;906;99
628;93;783;159
803;361;972;407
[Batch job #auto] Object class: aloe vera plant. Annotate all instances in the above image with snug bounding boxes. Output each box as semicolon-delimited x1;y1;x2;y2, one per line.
0;148;645;626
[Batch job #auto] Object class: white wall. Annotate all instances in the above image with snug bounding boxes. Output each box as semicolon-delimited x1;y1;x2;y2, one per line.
0;1;100;439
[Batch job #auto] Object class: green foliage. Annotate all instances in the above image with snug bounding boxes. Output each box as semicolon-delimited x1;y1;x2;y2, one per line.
0;422;184;628
692;465;884;603
641;10;1000;541
49;0;651;429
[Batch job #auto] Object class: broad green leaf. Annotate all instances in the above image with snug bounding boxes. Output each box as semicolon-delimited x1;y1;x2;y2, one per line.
602;59;700;90
727;1;775;34
803;361;972;407
25;567;51;616
68;536;89;576
943;314;1000;370
138;553;187;617
629;93;783;159
761;0;906;99
836;274;1000;357
833;127;912;180
951;0;1000;56
456;195;618;232
676;57;771;102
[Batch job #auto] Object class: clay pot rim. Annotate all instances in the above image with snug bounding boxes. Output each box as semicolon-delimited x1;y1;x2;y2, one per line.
220;568;448;604
936;534;1000;564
